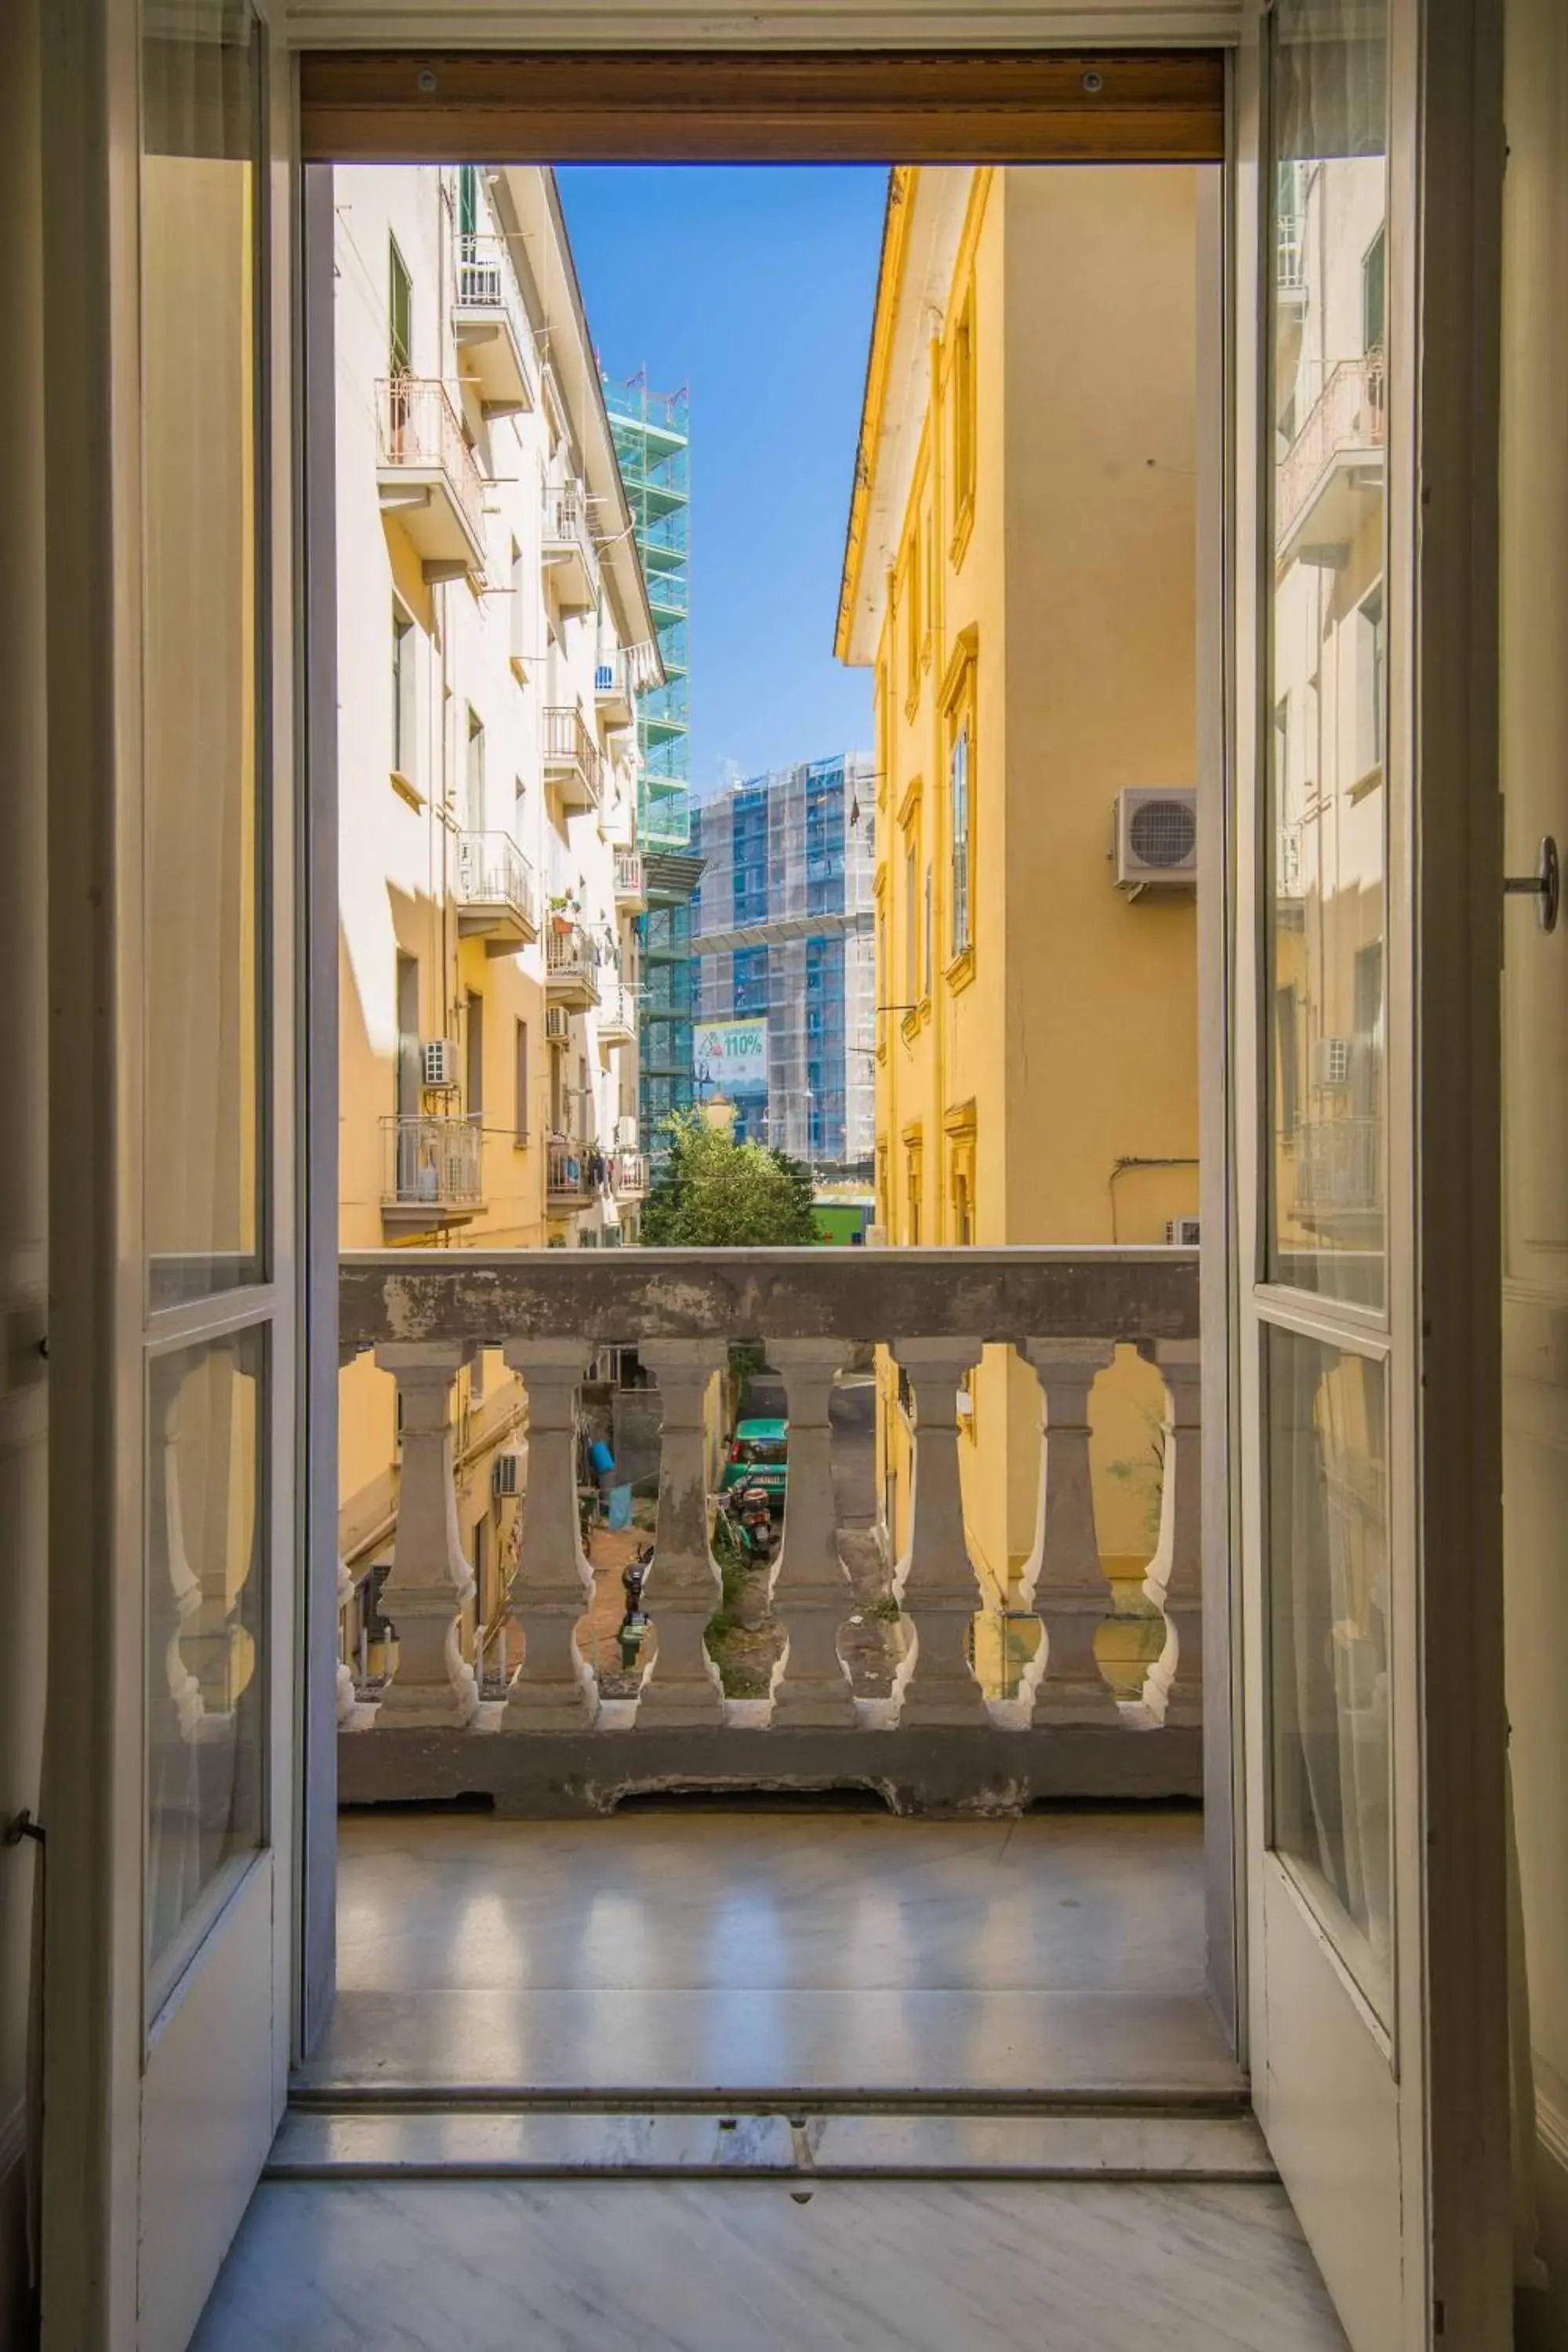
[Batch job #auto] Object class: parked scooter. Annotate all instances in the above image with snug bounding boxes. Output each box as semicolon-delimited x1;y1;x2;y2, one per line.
731;1476;778;1563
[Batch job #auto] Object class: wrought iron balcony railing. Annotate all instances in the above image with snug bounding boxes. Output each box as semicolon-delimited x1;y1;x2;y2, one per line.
453;830;539;940
1275;354;1385;554
379;1114;483;1214
543;705;602;806
376;376;487;561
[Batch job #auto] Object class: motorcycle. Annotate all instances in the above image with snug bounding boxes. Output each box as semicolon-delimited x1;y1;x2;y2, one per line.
730;1477;778;1563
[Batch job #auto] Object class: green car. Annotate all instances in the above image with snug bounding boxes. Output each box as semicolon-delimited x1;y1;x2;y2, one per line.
721;1417;789;1509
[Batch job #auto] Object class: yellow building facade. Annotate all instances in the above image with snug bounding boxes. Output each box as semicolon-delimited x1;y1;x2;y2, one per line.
836;165;1201;1686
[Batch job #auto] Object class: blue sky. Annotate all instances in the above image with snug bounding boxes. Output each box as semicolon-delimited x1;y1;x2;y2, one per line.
556;165;886;796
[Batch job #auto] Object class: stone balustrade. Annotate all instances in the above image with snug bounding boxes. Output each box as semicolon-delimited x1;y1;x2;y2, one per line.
337;1247;1202;1816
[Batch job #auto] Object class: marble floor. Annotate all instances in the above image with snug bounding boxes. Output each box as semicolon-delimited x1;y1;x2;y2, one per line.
187;1810;1355;2350
302;1805;1239;2099
190;2175;1350;2350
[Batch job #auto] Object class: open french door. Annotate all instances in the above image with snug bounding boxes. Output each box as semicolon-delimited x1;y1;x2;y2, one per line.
41;4;303;2346
1229;0;1512;2345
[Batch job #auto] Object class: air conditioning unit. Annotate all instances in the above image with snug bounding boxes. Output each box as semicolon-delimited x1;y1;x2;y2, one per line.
1166;1216;1202;1247
420;1038;458;1087
492;1450;522;1500
1114;789;1199;892
1313;1035;1353;1089
545;1005;570;1043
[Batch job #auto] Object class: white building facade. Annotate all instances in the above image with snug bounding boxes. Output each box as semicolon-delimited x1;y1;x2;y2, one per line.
333;162;658;1588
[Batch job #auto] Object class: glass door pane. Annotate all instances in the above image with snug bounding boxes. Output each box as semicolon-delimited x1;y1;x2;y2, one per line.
143;0;266;1310
146;1325;268;2017
1266;1324;1392;2023
1266;0;1389;1309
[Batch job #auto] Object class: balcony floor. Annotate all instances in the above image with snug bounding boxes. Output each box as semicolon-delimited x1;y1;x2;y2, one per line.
191;2172;1346;2352
188;1812;1348;2351
298;1806;1237;2100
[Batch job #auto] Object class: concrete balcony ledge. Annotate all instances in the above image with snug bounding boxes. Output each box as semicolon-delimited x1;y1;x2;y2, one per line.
338;1704;1203;1817
339;1244;1198;1350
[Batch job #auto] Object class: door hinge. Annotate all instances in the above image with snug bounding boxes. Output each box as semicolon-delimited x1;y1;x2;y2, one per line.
3;1809;44;1848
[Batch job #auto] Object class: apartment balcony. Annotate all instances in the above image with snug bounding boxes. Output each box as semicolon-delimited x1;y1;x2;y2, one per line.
453;829;539;946
545;921;601;1007
376;376;488;580
612;846;646;910
336;1246;1202;1813
1292;1114;1381;1221
598;977;637;1042
452;232;536;416
543;705;602;811
378;1114;483;1232
543;486;601;611
544;1135;598;1212
593;651;634;726
1276;213;1308;316
611;1146;649;1198
1276;354;1385;568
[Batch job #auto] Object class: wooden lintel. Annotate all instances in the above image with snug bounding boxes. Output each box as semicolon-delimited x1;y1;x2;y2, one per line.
298;49;1226;166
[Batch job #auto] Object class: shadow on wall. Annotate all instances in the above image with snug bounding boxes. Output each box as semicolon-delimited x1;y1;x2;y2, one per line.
0;0;46;2339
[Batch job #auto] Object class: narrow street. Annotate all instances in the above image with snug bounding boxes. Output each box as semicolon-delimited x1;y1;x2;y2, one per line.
575;1370;896;1699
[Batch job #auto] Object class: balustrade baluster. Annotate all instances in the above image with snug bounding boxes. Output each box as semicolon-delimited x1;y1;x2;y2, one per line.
1138;1338;1203;1725
635;1339;728;1726
373;1342;480;1726
767;1340;855;1726
501;1338;598;1729
889;1339;989;1725
151;1355;205;1740
1020;1340;1119;1725
336;1556;358;1725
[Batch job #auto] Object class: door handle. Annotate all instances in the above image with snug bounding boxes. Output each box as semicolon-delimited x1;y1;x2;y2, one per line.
1504;835;1559;933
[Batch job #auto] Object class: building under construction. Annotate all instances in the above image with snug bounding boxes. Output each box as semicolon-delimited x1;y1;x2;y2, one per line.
689;757;877;1174
603;369;699;1148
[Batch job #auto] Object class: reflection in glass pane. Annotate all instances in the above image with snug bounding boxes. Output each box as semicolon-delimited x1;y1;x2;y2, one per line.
146;1327;267;1997
143;3;264;1308
1268;1327;1392;2020
1267;1;1389;1307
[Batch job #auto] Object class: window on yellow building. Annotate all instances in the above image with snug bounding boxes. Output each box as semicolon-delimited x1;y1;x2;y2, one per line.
953;1164;973;1247
951;290;976;537
923;862;934;998
905;533;921;697
950;721;971;957
939;630;978;978
904;834;920;1006
906;1140;924;1244
946;1109;977;1247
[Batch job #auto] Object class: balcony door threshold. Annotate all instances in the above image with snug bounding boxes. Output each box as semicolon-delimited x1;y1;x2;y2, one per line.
269;2085;1261;2186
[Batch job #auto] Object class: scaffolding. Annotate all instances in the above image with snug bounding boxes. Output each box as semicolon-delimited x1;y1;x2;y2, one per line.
604;370;691;855
604;368;698;1151
690;757;877;1174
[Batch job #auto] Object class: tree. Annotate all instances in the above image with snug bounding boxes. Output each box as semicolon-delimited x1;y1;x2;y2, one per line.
641;1112;819;1247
